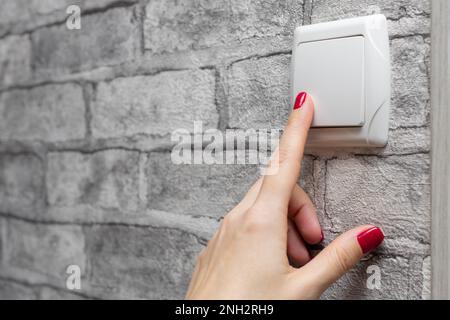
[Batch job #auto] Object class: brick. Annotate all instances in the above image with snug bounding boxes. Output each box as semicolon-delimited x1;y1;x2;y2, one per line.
227;54;291;130
0;0;40;27
0;154;43;215
45;0;138;15
380;237;430;257
0;0;138;33
311;0;431;37
84;225;203;299
82;0;138;11
407;255;427;299
391;36;430;129
4;220;86;284
384;127;430;155
144;0;304;53
325;155;430;242
0;0;72;27
38;287;86;300
346;127;431;156
47;150;140;212
147;153;259;218
31;7;140;76
322;256;418;300
92;70;218;139
0;279;37;299
146;152;314;219
0;35;31;87
0;84;86;142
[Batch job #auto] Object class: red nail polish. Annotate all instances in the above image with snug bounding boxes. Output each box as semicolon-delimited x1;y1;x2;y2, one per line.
294;92;307;110
357;227;385;254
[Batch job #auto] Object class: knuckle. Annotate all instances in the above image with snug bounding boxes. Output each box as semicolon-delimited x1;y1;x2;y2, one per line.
221;214;235;229
242;206;271;233
245;205;261;217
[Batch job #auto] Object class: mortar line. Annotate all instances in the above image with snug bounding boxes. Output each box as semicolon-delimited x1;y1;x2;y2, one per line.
322;159;334;228
0;211;210;245
0;275;100;300
0;0;138;42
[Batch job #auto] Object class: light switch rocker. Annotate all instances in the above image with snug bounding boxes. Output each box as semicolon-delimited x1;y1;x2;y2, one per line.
291;14;391;147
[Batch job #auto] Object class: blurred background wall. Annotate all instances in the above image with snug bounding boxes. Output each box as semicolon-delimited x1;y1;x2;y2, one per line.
0;0;431;299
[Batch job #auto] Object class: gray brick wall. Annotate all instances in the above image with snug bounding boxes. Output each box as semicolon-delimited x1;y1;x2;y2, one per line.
0;0;431;299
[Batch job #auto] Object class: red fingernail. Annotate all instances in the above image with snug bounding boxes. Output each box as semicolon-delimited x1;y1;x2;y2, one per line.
357;227;384;254
320;230;324;243
294;92;307;110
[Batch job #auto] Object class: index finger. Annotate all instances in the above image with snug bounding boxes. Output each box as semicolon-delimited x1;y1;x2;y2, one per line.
256;92;314;209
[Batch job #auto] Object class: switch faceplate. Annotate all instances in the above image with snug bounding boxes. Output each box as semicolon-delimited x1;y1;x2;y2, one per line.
291;15;391;147
295;36;365;128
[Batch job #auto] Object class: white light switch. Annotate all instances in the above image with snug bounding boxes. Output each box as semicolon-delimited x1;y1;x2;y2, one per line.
291;15;391;147
295;36;365;127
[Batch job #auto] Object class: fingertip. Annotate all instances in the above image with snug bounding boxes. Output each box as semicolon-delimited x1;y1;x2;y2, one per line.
304;92;315;111
304;94;315;125
292;93;315;135
293;225;384;295
293;92;307;110
357;226;385;254
293;92;315;111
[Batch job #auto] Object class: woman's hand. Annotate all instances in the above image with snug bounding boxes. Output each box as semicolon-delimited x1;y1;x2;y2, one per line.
186;92;384;300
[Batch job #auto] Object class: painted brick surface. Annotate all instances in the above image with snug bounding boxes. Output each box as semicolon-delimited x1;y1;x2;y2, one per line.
0;0;431;300
31;7;140;76
325;155;431;242
311;0;430;37
0;0;138;28
0;154;43;216
144;0;304;53
0;35;31;87
391;36;430;129
92;70;218;139
0;279;37;300
3;219;86;285
83;225;203;299
228;54;291;130
0;84;86;142
325;254;427;300
37;287;87;300
46;151;140;212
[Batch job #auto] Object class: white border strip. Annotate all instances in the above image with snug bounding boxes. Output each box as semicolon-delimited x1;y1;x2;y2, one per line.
431;0;450;300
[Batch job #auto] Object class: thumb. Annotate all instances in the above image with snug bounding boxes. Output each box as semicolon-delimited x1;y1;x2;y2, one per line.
296;225;384;295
